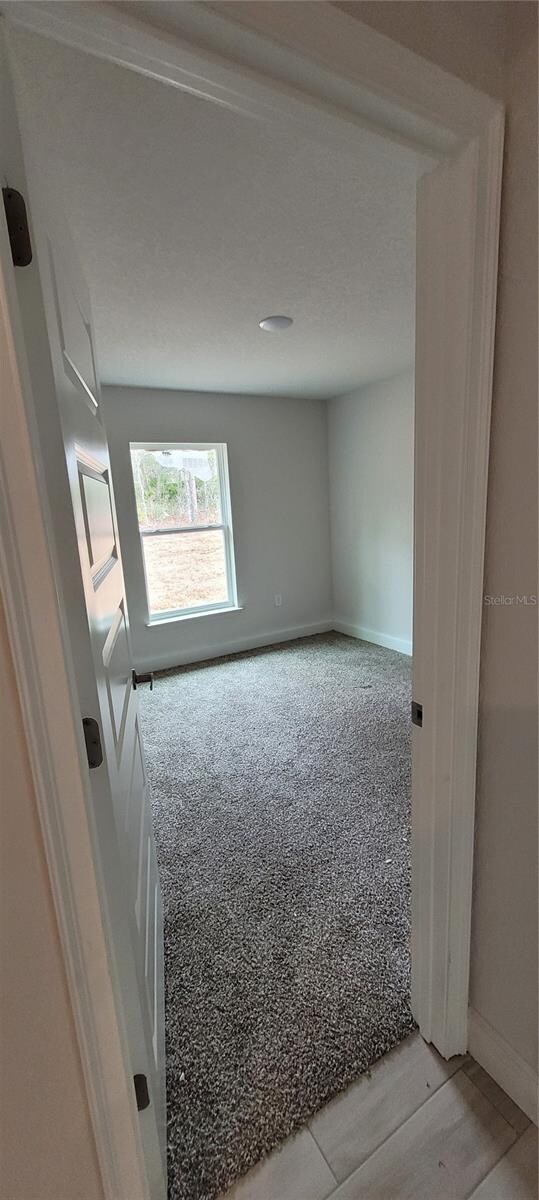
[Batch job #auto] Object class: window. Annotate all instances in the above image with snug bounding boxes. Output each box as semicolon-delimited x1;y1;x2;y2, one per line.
130;442;237;621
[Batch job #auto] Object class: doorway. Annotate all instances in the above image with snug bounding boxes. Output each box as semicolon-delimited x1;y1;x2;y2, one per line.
0;4;503;1199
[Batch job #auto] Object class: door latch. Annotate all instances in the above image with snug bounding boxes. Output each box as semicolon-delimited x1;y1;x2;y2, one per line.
411;701;423;728
2;187;32;266
132;670;154;690
133;1073;150;1111
82;717;103;768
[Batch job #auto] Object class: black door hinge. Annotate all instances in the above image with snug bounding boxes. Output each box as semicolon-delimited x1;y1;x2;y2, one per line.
132;669;154;690
134;1073;150;1111
2;187;32;266
82;717;103;769
411;701;423;728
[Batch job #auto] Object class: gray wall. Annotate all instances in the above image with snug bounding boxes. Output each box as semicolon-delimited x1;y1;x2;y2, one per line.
470;21;538;1072
341;0;539;1092
103;386;332;670
328;372;414;655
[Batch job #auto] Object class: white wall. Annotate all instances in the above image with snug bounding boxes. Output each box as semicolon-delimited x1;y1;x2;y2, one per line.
328;372;414;656
103;386;332;671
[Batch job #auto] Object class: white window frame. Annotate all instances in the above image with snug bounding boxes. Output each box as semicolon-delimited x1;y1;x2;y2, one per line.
130;441;238;623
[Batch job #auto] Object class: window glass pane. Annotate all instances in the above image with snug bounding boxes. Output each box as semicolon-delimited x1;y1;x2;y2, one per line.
142;529;228;614
131;446;221;530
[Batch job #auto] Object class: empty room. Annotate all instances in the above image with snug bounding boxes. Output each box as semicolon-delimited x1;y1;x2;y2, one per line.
1;5;536;1200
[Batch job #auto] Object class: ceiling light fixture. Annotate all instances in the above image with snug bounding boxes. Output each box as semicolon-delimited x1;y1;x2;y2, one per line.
259;315;293;332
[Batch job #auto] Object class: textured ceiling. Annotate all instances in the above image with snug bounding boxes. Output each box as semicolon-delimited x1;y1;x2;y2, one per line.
11;22;428;398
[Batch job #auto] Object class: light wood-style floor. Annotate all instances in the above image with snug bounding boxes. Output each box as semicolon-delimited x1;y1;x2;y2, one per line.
222;1033;538;1200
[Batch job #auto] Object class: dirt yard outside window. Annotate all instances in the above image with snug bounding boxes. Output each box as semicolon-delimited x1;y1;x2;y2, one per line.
142;530;228;614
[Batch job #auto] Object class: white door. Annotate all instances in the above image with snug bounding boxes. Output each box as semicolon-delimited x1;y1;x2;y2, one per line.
1;36;166;1199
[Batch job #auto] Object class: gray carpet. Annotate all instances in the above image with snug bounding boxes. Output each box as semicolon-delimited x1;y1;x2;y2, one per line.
139;632;414;1200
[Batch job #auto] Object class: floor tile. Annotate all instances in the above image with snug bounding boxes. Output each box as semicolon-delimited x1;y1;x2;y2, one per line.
309;1032;463;1181
463;1059;531;1134
469;1125;538;1200
326;1070;517;1199
222;1127;336;1200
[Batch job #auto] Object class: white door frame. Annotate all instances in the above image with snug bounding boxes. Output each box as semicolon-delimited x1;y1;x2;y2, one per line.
0;0;503;1190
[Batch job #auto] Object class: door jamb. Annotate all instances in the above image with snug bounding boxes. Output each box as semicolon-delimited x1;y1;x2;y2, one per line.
0;0;504;1187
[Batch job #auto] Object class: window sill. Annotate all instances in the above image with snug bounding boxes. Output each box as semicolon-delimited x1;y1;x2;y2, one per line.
146;604;243;628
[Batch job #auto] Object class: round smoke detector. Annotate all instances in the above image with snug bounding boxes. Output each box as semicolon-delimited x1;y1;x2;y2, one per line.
259;315;293;332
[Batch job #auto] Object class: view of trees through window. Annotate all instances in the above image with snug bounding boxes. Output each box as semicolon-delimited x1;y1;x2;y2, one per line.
130;445;234;617
131;446;221;531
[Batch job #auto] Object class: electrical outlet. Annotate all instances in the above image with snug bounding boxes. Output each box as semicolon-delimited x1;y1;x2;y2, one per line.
274;593;282;607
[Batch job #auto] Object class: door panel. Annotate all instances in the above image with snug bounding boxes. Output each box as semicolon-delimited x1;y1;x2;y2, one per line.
58;250;166;1189
103;602;131;752
49;239;100;409
78;461;117;575
4;118;167;1196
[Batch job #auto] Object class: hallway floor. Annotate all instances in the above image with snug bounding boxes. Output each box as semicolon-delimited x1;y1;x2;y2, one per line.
140;634;413;1199
222;1032;537;1200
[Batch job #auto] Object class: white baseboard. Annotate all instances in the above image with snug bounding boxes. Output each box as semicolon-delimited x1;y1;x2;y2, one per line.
139;619;334;673
141;617;413;672
468;1008;538;1125
333;617;412;657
